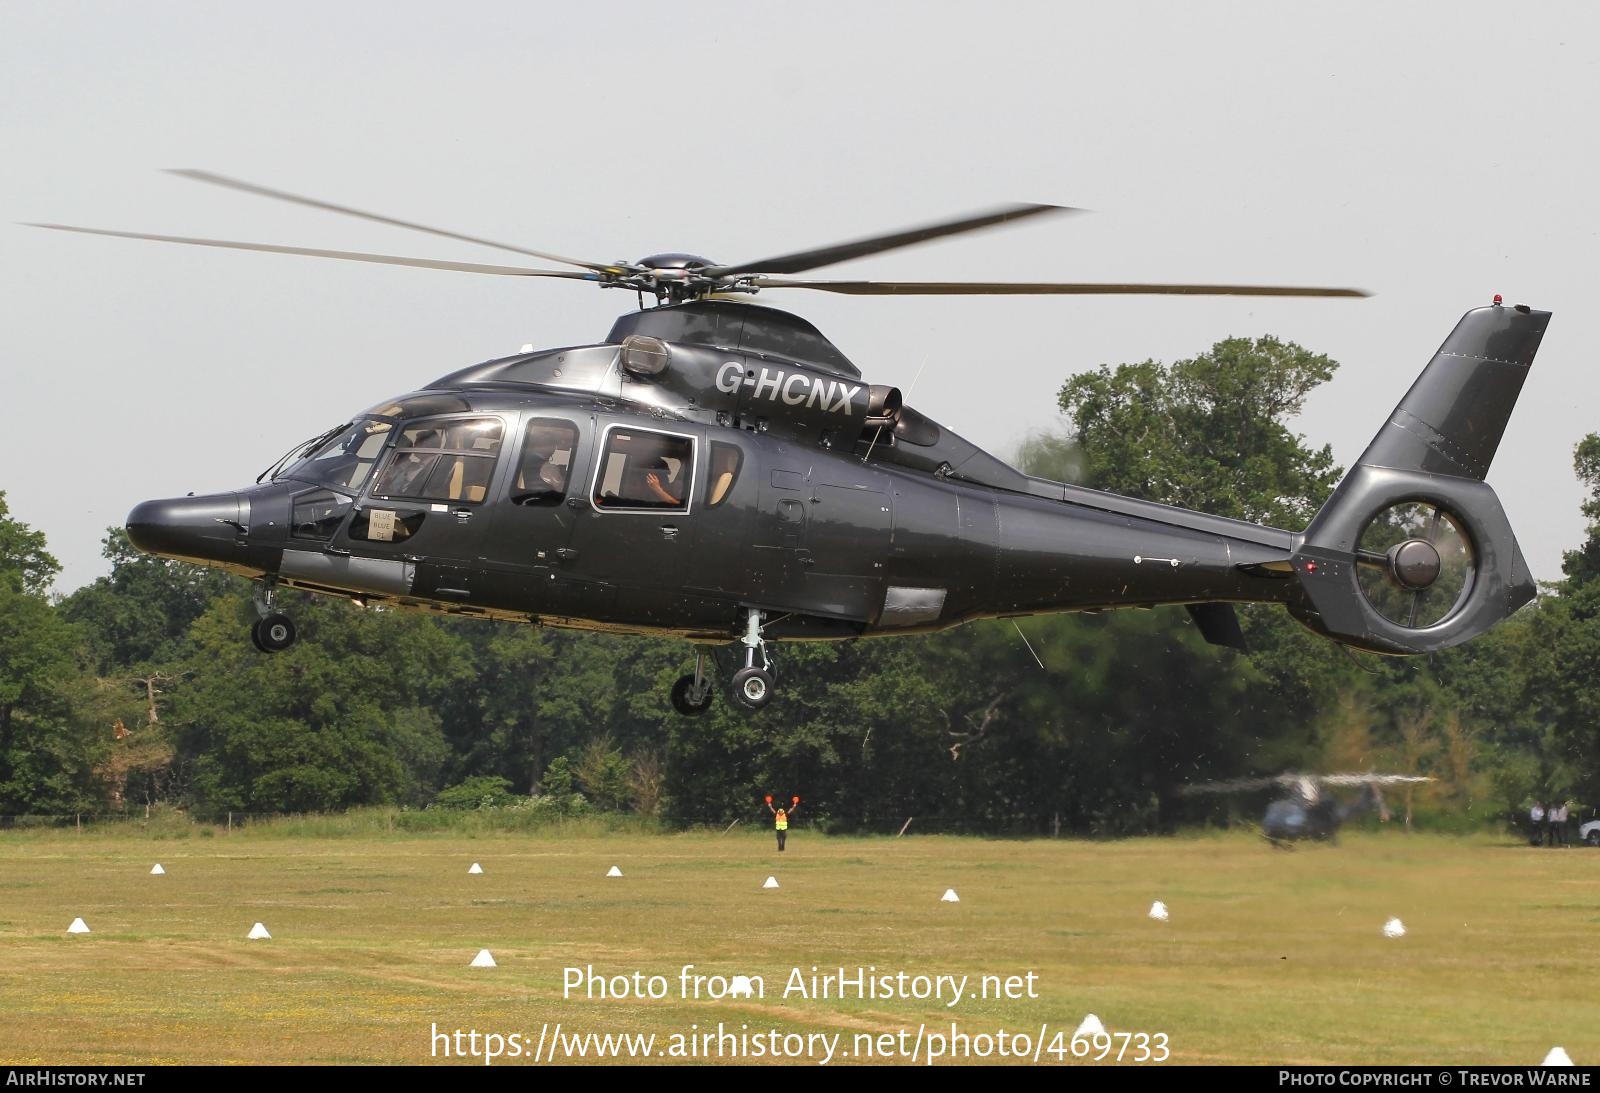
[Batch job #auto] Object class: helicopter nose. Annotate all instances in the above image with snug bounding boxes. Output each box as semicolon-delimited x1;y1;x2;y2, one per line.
126;491;249;564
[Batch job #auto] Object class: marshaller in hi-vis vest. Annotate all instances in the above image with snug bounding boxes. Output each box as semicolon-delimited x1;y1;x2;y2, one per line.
766;795;801;852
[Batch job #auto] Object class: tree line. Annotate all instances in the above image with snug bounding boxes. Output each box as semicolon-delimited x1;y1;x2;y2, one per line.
3;335;1597;834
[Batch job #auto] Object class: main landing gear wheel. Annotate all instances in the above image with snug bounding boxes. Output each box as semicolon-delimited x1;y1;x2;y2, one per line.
725;607;777;711
730;666;775;710
251;613;298;653
669;649;715;717
671;673;715;717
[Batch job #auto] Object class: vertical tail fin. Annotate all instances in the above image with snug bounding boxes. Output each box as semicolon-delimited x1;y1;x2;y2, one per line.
1288;303;1549;654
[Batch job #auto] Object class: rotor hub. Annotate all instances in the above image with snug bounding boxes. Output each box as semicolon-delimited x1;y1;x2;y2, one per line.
636;253;715;271
1387;538;1442;590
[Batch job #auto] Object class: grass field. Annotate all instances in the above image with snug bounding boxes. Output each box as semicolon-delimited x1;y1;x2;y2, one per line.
0;823;1595;1067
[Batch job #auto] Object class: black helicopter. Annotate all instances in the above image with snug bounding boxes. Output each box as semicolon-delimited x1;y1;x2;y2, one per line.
34;172;1549;715
1182;773;1434;846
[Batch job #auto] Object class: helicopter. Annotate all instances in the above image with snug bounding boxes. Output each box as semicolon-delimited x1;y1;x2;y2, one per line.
1181;773;1435;846
32;172;1550;716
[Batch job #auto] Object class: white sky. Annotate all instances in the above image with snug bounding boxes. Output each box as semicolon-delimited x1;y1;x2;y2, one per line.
3;1;1597;593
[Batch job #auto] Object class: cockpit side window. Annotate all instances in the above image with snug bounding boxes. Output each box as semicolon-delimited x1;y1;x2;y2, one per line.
511;419;580;506
290;490;352;540
591;426;694;513
371;416;504;504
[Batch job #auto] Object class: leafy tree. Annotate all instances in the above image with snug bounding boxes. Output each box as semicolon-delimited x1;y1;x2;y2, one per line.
0;492;61;596
172;595;464;813
573;735;630;811
432;774;519;810
0;580;97;812
0;500;98;812
535;755;587;815
1561;433;1600;588
1058;335;1340;527
60;529;237;672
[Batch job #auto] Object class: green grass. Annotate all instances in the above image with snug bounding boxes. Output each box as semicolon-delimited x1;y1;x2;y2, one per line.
0;827;1594;1066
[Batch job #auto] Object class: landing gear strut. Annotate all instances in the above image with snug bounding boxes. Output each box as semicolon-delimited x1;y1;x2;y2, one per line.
729;608;775;711
670;649;715;717
249;578;297;654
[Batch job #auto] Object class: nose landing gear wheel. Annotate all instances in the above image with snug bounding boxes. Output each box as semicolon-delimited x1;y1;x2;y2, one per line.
670;673;715;717
730;666;775;710
252;613;298;653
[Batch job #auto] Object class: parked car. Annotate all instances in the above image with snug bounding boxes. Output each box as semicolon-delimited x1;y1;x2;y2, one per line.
1581;816;1600;847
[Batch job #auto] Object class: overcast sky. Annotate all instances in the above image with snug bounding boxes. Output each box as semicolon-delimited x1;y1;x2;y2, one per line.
3;2;1597;594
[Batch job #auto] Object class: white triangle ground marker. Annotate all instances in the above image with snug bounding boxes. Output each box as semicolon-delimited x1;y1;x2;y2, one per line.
150;864;165;875
470;949;497;968
941;888;960;903
1148;900;1169;921
247;922;271;940
606;865;623;877
1075;1014;1106;1038
763;876;780;889
468;862;483;874
1544;1047;1573;1066
1382;917;1406;938
67;917;90;934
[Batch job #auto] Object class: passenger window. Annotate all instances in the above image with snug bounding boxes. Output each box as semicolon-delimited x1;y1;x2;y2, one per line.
707;442;742;508
512;419;580;506
592;427;694;512
371;416;503;503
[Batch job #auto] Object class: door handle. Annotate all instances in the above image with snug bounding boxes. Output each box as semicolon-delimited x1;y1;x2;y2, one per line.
450;508;472;520
556;547;580;562
660;525;678;541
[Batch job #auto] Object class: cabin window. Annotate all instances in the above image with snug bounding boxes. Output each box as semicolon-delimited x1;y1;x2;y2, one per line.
592;426;694;513
706;442;742;509
370;416;504;504
511;419;580;506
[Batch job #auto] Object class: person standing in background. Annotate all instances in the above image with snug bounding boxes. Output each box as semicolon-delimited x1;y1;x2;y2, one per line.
1551;800;1570;847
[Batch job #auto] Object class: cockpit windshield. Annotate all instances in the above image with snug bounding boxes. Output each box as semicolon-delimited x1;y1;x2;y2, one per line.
271;418;394;492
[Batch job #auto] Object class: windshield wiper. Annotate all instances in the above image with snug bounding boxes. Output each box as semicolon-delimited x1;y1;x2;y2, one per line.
257;424;345;483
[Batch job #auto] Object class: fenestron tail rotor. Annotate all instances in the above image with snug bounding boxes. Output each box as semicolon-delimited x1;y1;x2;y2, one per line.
29;171;1372;304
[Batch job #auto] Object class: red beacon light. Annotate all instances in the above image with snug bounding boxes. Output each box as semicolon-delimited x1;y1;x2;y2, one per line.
1493;294;1503;305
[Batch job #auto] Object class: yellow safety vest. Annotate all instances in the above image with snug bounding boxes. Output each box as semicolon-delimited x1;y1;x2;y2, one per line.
775;811;788;831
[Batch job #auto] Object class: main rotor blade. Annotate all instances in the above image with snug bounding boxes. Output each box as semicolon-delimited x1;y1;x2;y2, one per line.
1179;772;1431;796
168;169;630;275
28;223;595;279
1179;776;1286;795
752;278;1371;297
705;203;1078;278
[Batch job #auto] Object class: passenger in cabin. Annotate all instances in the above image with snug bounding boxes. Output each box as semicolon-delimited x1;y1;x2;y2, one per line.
644;457;681;506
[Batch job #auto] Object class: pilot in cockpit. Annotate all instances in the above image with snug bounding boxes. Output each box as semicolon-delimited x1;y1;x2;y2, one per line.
515;437;568;502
